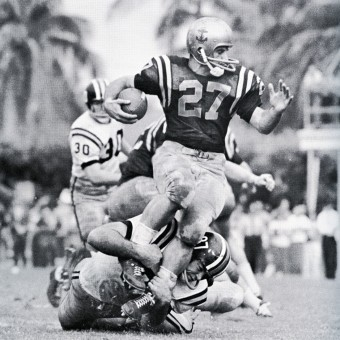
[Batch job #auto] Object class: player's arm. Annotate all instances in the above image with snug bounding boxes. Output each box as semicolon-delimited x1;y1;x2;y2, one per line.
104;58;162;124
104;75;138;123
250;80;293;134
87;221;162;269
224;161;275;191
83;164;121;186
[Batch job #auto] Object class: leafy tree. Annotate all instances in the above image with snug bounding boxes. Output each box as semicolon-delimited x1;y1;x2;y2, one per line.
0;0;98;149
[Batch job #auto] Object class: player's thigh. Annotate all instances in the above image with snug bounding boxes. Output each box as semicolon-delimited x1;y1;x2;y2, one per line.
153;145;196;207
74;200;106;239
107;176;158;220
58;280;98;330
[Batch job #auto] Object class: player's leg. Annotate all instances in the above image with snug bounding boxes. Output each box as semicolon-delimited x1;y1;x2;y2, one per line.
58;277;98;330
198;273;244;313
150;168;227;293
106;176;158;221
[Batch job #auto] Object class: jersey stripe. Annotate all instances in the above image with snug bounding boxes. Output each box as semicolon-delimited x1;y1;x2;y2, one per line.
154;56;172;108
162;55;172;107
146;117;166;152
71;127;103;146
152;219;178;251
176;286;208;306
245;70;254;93
229;66;246;114
71;132;101;150
154;57;166;107
166;310;193;334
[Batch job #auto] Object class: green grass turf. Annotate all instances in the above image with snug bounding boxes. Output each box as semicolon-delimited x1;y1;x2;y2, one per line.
0;261;339;340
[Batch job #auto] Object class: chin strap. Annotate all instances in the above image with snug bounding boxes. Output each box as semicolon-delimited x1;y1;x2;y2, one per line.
182;270;200;290
199;48;239;76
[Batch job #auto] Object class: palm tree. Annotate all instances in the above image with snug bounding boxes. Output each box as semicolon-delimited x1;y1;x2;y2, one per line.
257;0;340;130
0;0;98;149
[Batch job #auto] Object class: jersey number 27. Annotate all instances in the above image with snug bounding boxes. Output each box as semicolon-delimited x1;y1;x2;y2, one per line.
178;80;231;120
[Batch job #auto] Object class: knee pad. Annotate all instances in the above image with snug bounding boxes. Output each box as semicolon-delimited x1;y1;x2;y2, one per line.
165;169;195;208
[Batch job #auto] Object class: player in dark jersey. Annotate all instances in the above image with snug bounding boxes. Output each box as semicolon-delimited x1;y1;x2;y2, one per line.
104;17;292;310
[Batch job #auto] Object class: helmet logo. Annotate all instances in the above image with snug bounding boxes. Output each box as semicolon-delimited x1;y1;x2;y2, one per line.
196;28;208;43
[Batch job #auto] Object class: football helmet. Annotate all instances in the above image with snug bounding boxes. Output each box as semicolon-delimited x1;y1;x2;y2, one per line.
186;17;239;75
183;231;231;289
84;78;110;123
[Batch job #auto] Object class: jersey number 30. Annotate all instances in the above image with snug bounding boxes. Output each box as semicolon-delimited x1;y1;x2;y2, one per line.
178;80;231;120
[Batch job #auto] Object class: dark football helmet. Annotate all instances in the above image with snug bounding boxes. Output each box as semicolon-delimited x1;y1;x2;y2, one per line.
183;231;231;289
186;17;239;75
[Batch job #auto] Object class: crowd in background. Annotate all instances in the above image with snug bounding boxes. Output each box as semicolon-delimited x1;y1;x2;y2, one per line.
0;180;338;280
0;181;81;274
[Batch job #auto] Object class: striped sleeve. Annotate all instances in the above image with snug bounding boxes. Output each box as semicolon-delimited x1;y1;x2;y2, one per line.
70;127;103;150
230;67;263;122
135;55;172;109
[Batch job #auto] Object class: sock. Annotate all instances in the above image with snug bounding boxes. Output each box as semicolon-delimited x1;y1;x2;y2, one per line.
157;266;177;290
243;287;261;313
237;262;261;297
131;222;158;245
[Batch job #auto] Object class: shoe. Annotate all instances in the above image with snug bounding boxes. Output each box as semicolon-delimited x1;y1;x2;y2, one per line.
120;259;146;292
47;267;62;308
61;247;91;291
121;292;155;321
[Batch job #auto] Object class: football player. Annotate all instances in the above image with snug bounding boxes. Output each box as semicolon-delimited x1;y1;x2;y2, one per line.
104;17;292;309
47;79;131;307
59;218;241;333
106;116;272;298
70;78;130;244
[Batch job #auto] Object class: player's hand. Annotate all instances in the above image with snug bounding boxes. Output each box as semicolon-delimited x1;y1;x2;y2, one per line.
268;79;293;114
253;174;275;192
148;276;172;305
256;301;273;317
104;98;138;124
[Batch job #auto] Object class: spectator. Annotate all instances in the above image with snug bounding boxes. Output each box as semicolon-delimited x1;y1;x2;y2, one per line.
31;200;58;267
266;198;292;276
287;204;313;274
316;203;339;279
242;201;271;274
10;203;29;274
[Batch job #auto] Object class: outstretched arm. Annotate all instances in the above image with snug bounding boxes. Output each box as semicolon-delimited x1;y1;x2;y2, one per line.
250;79;293;134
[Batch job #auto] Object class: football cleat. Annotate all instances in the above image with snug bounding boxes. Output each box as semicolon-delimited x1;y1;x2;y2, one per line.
121;292;155;321
120;259;147;292
46;267;62;308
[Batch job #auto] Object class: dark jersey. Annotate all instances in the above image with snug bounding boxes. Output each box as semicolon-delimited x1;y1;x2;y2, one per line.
120;117;166;182
120;117;243;182
134;55;264;153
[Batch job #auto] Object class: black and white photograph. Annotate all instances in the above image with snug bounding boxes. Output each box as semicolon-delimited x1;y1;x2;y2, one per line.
0;0;339;339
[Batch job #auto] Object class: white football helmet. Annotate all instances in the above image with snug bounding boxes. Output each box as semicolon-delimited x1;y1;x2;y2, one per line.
84;78;110;123
186;17;239;76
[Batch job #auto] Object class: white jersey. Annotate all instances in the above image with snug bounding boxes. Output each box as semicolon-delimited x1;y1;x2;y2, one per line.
69;111;123;196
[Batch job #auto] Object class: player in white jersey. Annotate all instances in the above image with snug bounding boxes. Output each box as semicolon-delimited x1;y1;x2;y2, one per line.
47;79;130;307
59;217;242;333
70;78;130;243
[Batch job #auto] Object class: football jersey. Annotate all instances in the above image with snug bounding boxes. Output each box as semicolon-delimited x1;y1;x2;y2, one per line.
134;55;264;153
69;111;123;196
120;118;243;181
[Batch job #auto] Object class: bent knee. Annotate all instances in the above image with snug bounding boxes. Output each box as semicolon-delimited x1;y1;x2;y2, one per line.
165;169;195;208
179;227;206;247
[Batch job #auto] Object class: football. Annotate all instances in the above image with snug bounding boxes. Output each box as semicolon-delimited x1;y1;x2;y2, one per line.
118;88;148;120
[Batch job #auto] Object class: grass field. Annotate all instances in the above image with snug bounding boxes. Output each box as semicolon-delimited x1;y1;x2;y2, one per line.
0;261;339;340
